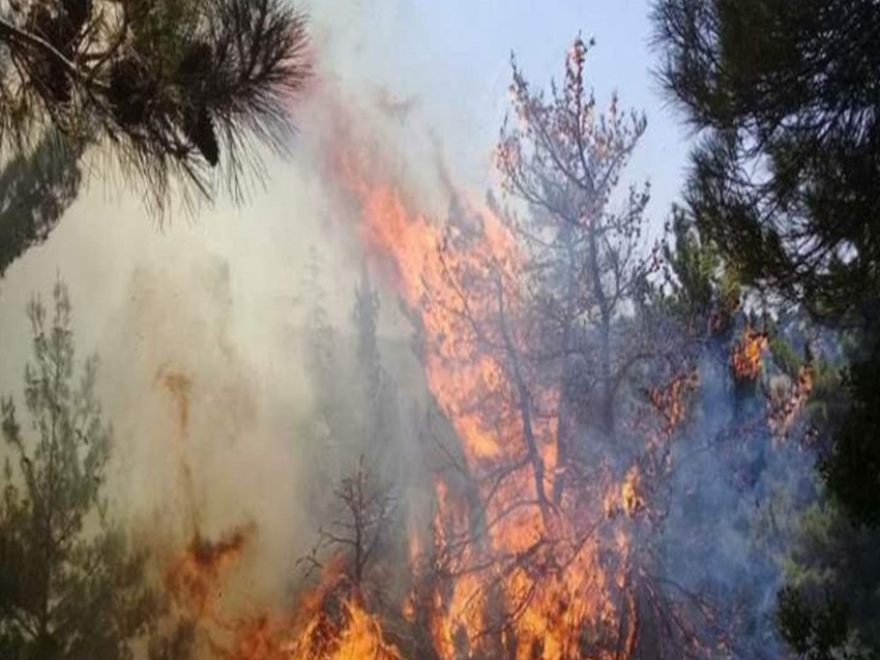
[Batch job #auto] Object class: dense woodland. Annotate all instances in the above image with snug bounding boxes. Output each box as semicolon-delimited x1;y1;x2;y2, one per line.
1;1;879;659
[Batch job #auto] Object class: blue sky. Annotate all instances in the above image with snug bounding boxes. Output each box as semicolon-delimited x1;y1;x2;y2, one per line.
315;0;694;233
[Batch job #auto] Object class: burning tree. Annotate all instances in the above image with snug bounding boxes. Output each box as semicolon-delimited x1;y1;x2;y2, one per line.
644;209;843;658
323;36;727;659
17;27;822;660
496;36;657;452
300;456;398;595
427;36;710;659
319;27;839;657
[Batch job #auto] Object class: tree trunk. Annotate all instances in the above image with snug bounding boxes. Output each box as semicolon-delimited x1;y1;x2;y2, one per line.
497;277;551;522
587;216;614;439
553;225;579;504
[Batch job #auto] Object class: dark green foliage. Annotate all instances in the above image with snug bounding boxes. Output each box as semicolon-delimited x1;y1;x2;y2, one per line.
108;57;154;128
657;205;745;336
777;587;851;660
106;0;310;210
183;105;219;167
769;336;802;380
652;0;880;325
0;280;158;660
652;5;880;655
820;339;880;527
779;498;880;659
654;0;880;564
0;131;82;278
0;0;311;214
660;206;719;324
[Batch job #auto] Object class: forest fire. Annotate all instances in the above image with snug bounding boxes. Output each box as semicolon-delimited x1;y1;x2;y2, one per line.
137;79;803;658
648;370;699;438
0;0;867;657
162;536;403;660
769;363;815;439
319;110;672;658
282;580;405;660
143;55;811;660
156;363;402;660
217;557;405;660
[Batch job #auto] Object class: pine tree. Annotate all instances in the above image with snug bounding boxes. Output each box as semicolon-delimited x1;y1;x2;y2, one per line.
495;35;661;496
302;246;334;385
352;267;401;485
652;0;880;326
298;246;346;514
0;0;311;214
0;130;83;279
652;0;880;528
0;279;157;660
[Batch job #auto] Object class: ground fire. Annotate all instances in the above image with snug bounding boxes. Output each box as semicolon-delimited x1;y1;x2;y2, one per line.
156;365;405;660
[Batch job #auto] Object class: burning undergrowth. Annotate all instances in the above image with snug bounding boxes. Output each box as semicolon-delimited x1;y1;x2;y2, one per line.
140;331;409;660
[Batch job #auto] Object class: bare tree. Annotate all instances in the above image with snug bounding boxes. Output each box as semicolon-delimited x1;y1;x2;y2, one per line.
300;456;398;594
496;36;657;457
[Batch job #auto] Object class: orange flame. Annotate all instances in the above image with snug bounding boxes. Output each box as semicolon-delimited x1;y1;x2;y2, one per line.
769;363;815;439
221;557;405;660
155;347;404;660
165;526;252;618
324;115;646;660
731;325;769;382
163;537;405;660
648;370;699;439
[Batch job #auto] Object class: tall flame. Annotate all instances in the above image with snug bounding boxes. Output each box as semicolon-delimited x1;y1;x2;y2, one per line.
323;114;652;660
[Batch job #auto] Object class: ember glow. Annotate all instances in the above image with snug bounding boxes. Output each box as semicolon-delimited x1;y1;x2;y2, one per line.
731;325;769;384
165;527;250;618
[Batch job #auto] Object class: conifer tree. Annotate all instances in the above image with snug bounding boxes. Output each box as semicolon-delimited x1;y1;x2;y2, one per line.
0;279;157;660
